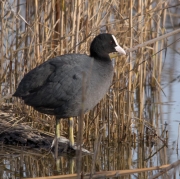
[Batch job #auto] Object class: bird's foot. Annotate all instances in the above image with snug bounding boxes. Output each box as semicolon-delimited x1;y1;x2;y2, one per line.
51;136;70;149
51;137;56;149
51;136;60;149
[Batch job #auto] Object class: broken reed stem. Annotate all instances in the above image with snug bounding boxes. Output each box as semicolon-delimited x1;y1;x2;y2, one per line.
34;0;40;64
76;71;87;178
128;0;133;125
14;0;19;90
25;160;180;179
126;28;180;53
60;0;64;55
75;0;81;53
71;1;77;51
0;1;5;98
137;0;144;173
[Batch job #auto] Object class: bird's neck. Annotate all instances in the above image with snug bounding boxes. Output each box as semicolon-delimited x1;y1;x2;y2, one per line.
90;52;111;61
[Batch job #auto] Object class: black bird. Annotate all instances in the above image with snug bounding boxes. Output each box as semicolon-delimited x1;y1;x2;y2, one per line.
13;33;126;155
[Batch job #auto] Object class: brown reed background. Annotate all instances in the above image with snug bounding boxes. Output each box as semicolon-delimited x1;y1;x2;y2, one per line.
1;0;167;141
1;0;178;178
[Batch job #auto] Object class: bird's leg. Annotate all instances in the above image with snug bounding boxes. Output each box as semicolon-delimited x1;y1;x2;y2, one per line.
55;117;60;158
69;117;74;147
50;121;60;157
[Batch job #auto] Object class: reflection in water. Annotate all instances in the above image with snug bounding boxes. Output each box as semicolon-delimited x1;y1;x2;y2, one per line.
161;29;180;165
0;132;169;179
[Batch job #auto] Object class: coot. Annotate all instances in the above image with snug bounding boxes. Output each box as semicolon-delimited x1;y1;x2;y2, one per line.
13;33;126;155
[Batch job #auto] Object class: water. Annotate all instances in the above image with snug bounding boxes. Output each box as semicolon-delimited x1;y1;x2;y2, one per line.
161;30;180;164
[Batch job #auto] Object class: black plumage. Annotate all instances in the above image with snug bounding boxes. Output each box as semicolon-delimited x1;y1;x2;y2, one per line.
14;54;113;117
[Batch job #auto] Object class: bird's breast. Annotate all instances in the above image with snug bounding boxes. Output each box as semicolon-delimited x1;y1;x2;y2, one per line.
83;61;114;111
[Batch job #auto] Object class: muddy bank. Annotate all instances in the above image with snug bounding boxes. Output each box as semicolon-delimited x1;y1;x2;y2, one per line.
0;106;81;154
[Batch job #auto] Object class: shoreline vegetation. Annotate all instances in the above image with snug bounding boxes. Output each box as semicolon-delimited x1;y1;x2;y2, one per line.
1;0;180;178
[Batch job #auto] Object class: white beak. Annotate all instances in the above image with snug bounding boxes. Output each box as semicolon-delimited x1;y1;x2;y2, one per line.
115;45;126;55
112;35;126;55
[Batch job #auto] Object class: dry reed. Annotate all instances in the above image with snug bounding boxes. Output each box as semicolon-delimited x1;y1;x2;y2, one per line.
1;0;179;178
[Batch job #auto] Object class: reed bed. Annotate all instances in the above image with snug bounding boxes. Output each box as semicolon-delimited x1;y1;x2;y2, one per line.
0;0;179;178
24;159;180;179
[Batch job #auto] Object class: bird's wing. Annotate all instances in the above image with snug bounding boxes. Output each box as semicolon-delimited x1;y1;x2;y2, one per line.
14;55;91;108
37;55;91;107
13;59;56;97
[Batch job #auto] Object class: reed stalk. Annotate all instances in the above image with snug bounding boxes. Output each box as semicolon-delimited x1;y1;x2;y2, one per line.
0;0;179;178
